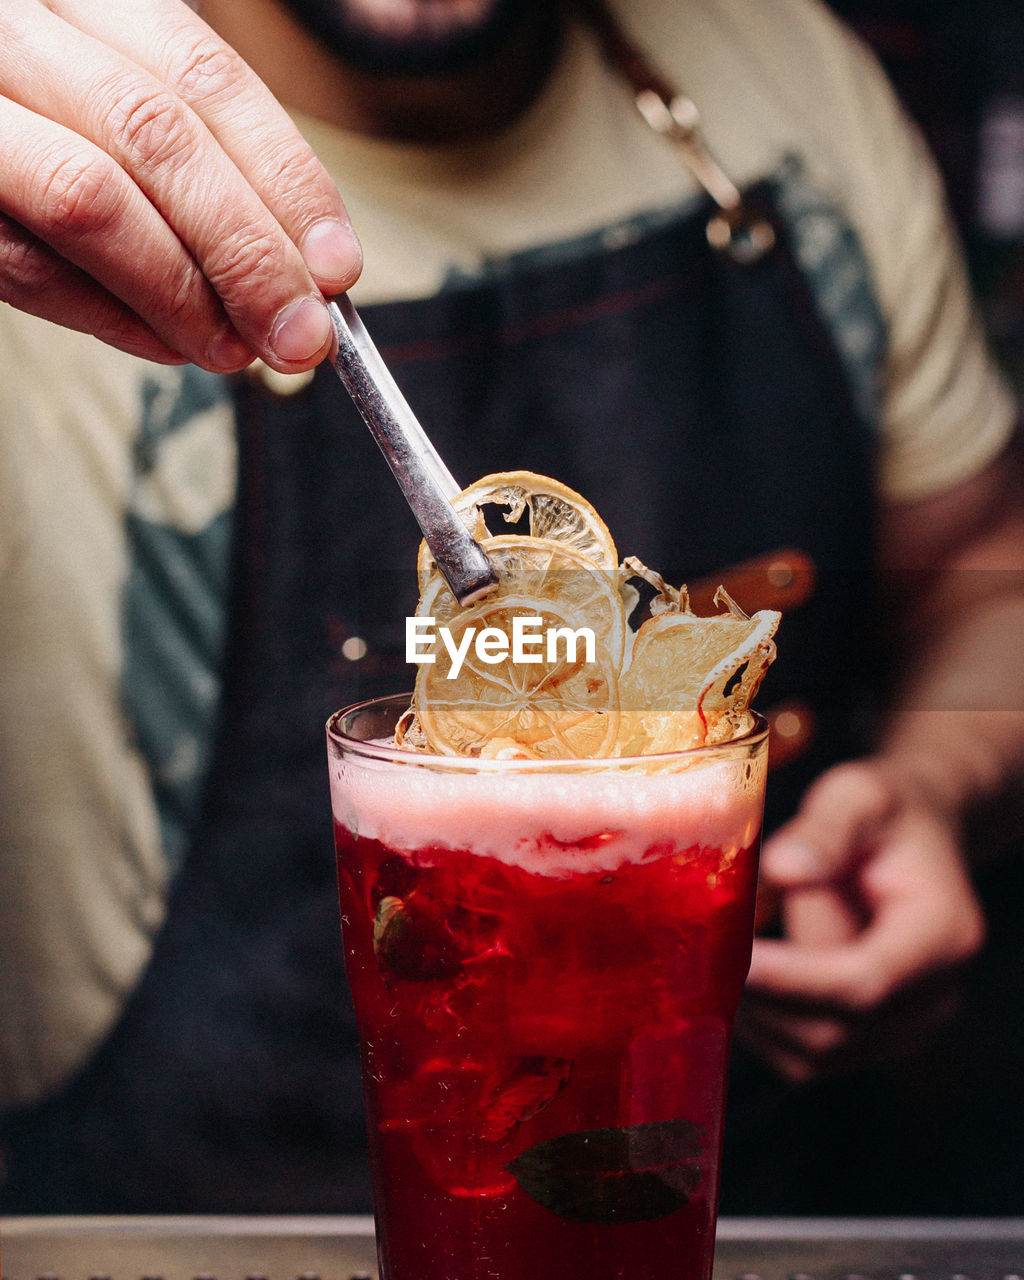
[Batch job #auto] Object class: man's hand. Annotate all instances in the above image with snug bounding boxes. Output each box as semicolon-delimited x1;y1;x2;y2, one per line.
741;440;1024;1084
0;0;361;371
741;759;985;1083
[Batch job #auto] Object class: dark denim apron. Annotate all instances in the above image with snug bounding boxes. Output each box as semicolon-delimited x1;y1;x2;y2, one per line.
0;178;883;1212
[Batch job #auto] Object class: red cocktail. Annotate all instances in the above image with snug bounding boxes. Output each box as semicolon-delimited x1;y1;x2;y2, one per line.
328;694;768;1280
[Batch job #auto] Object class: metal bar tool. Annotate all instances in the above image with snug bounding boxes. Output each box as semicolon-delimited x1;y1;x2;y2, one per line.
326;294;498;605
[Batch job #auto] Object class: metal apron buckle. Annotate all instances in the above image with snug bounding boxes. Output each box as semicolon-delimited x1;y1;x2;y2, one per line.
634;89;777;266
577;0;776;264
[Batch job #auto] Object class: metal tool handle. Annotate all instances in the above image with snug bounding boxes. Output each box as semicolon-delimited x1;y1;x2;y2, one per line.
327;296;497;605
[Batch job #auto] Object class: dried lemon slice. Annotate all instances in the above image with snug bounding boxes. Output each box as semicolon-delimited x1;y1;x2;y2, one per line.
616;606;780;755
418;534;626;667
417;471;618;592
406;470;779;760
414;534;626;758
414;594;621;759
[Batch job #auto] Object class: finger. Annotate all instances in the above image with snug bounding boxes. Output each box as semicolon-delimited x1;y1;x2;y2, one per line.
747;936;890;1009
6;0;345;369
0;211;188;363
733;1011;821;1085
741;1001;849;1059
65;0;363;294
740;968;967;1078
782;884;862;948
847;868;983;992
759;761;897;887
748;872;979;1010
0;94;251;370
738;999;850;1081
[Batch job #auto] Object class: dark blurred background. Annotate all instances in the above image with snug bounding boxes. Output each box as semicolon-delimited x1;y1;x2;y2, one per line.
810;1;1024;1215
829;0;1024;395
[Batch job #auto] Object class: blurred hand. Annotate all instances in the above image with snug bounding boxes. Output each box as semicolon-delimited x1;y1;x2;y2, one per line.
0;0;361;371
740;760;985;1083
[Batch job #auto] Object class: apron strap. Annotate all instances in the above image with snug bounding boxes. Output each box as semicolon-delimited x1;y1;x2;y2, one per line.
577;0;777;264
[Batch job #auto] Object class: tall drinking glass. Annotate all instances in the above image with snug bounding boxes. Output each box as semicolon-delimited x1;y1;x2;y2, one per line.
327;693;768;1280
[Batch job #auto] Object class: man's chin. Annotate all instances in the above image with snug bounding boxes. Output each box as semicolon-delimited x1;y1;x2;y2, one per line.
277;0;550;77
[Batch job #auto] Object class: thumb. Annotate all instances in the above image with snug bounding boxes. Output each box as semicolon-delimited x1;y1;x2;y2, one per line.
760;760;897;887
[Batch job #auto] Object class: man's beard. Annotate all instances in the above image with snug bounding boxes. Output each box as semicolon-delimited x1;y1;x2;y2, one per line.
275;0;556;77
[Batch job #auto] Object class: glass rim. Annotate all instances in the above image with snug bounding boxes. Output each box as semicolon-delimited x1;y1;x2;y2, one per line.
326;692;769;773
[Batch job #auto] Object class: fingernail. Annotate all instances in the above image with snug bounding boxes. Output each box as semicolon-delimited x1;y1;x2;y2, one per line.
301;219;362;285
269;296;332;364
762;836;824;881
207;327;253;371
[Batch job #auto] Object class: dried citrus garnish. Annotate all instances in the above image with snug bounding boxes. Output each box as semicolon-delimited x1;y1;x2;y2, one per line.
417;471;618;592
413;594;621;759
407;472;778;760
616;602;779;755
418;534;626;667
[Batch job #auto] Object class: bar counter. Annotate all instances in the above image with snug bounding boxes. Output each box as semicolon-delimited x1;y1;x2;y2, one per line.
2;1216;1023;1280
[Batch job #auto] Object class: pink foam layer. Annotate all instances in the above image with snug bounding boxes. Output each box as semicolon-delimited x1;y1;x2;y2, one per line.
330;753;765;877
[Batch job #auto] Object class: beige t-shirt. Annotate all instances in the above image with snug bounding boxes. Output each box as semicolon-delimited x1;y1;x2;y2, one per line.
0;0;1015;1108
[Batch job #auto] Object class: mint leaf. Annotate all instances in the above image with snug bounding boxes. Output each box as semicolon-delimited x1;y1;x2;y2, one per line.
481;1057;573;1142
505;1119;704;1223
